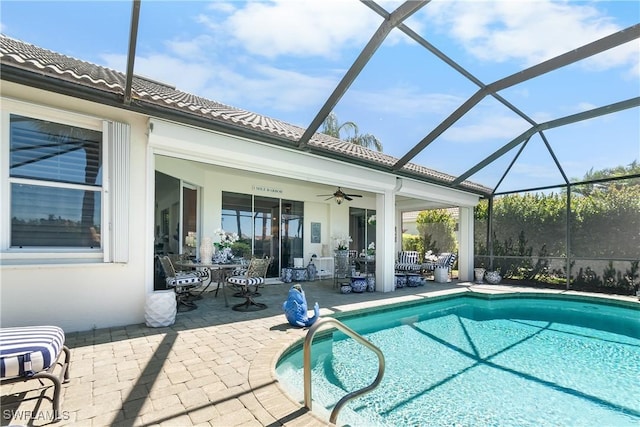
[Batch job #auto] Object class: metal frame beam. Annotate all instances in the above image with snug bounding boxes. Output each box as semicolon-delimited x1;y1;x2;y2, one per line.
393;23;640;170
297;0;428;149
453;97;640;186
123;0;141;105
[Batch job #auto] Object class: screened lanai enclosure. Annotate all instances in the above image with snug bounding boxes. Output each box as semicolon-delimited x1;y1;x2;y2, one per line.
4;1;638;295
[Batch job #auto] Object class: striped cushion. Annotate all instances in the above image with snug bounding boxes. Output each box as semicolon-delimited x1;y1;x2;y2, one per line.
395;263;422;272
166;272;201;287
0;326;65;379
424;253;457;271
436;253;456;268
396;251;421;272
398;251;420;264
227;276;265;287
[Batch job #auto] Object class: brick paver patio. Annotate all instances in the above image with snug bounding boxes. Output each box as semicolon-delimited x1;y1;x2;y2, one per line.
2;278;636;426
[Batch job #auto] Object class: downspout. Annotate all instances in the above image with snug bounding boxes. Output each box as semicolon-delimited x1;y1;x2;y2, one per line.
394;177;403;249
394;177;403;192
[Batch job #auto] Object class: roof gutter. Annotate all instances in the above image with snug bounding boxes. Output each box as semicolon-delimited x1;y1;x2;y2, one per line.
1;64;492;197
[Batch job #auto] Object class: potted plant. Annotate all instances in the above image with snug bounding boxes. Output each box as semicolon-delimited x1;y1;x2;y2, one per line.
366;242;375;260
332;234;352;252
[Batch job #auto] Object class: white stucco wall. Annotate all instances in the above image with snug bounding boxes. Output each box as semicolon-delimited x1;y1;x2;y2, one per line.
0;83;479;333
1;83;149;332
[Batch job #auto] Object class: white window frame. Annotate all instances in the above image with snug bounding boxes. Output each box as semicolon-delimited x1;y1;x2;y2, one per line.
0;98;129;264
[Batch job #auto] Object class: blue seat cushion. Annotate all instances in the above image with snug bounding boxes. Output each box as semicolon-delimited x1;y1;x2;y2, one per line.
0;326;65;379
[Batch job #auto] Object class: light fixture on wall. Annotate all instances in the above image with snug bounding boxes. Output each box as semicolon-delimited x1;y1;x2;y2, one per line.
317;187;362;205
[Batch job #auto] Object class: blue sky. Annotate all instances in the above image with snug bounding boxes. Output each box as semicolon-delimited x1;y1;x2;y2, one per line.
2;0;639;192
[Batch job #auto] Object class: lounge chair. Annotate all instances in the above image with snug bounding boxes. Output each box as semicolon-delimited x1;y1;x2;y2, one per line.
395;250;422;274
0;326;71;421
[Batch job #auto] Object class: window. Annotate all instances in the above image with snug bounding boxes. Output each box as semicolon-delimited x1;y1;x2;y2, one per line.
10;114;103;248
2;100;130;262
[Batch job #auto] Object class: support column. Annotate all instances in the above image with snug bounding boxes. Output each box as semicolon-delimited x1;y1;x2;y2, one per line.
376;189;397;292
458;206;475;282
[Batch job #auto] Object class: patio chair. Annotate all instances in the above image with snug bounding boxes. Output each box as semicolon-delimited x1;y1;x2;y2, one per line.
158;255;202;311
395;250;422;274
227;256;273;311
0;325;71;421
423;252;457;281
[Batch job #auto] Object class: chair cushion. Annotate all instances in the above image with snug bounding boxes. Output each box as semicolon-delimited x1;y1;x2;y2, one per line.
166;272;201;287
423;253;457;271
397;251;420;264
0;326;65;379
436;253;456;268
227;276;265;287
395;263;422;272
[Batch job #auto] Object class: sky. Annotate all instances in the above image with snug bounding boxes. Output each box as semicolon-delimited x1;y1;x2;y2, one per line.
1;0;639;193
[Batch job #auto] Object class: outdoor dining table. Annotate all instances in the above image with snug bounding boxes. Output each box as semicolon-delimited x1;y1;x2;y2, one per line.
176;261;245;307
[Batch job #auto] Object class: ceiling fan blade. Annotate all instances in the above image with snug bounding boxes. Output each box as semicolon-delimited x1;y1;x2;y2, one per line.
324;196;334;201
317;194;333;197
344;195;353;201
346;194;363;198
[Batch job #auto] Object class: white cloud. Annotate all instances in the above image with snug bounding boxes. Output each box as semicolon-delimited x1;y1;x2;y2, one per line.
425;0;637;73
101;53;213;95
350;85;463;117
101;50;338;120
217;1;380;59
444;114;531;143
200;63;337;116
576;102;598;112
165;35;215;59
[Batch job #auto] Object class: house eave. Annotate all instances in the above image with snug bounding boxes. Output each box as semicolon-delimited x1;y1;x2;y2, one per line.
1;64;492;197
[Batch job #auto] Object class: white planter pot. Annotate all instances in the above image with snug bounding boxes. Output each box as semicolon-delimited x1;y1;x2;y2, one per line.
145;290;177;327
474;268;486;283
434;266;450;283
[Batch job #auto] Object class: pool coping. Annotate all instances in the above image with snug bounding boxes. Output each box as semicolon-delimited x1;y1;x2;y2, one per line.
249;285;640;426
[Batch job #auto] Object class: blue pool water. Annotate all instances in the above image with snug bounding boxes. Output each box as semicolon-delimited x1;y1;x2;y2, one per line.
276;294;640;426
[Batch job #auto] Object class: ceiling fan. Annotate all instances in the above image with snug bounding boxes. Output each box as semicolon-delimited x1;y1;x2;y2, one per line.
317;187;363;205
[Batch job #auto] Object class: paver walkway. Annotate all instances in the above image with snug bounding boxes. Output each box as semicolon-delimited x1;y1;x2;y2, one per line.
2;278;637;426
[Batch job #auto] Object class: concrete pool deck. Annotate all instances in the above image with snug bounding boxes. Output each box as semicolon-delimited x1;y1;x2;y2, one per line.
2;279;638;426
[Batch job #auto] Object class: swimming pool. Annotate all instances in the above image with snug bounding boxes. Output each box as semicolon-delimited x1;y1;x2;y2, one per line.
276;293;640;426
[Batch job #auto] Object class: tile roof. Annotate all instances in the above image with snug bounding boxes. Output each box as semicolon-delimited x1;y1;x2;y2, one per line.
0;35;491;195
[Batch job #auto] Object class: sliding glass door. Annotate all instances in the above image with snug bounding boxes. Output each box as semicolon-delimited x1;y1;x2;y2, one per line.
281;200;304;270
222;192;303;278
349;207;376;255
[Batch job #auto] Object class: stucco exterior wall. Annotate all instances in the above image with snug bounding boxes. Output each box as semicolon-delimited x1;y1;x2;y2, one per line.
1;82;479;332
1;83;149;332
